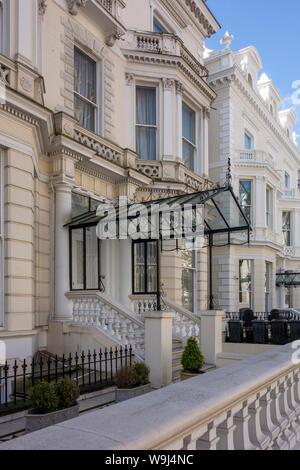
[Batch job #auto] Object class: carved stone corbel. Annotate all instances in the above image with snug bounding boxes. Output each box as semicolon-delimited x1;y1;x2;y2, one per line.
38;0;47;15
67;0;88;16
105;30;124;47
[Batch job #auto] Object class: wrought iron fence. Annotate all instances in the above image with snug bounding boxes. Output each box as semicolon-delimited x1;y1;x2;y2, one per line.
0;346;132;412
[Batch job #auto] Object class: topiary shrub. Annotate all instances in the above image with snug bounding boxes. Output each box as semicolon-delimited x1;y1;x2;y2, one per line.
181;338;204;373
116;366;137;389
26;380;59;414
134;363;150;386
55;377;80;409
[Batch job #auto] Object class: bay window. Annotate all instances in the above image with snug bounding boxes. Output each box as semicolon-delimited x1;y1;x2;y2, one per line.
282;212;292;246
136;86;157;160
74;47;97;132
70;225;101;291
239;180;252;223
132;241;158;294
182;103;196;171
239;260;253;306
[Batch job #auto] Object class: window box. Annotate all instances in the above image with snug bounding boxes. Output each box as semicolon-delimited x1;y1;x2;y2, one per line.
25;403;80;434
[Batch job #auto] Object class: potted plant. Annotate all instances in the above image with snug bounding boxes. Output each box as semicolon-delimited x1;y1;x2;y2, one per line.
180;337;205;380
25;378;80;433
115;363;151;403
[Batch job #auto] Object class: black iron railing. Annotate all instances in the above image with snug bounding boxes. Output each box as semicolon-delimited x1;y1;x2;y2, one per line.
0;346;132;412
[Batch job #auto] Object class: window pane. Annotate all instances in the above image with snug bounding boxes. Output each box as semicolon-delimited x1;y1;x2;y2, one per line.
239;180;252;223
72;229;84;290
74;48;96;103
85;226;99;289
239;260;252;305
244;133;252;150
282;212;291;246
136;87;156;125
147;242;157;293
72;193;89;218
182;140;194;171
182;269;194;312
74;95;95;131
134;243;145;293
136;126;157;160
182;103;195;144
153;18;166;33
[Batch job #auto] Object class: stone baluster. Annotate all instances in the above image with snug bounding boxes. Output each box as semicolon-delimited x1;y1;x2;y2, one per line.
233;401;254;450
107;307;114;335
128;323;134;348
278;377;297;448
100;303;107;330
73;300;79;323
259;387;277;449
196;421;220;450
248;392;271;450
83;299;89;325
134;325;141;355
216;411;236;450
121;318;128;344
114;314;121;340
270;382;289;450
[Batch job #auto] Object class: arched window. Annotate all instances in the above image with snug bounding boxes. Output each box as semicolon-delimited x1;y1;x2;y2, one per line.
248;74;253;88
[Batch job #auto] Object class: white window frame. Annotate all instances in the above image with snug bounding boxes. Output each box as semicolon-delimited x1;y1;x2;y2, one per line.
182;101;197;173
135;83;159;160
181;241;198;314
0;151;4;327
73;45;103;135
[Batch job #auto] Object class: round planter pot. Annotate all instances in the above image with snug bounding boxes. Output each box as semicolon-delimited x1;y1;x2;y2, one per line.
25;403;80;433
116;383;152;403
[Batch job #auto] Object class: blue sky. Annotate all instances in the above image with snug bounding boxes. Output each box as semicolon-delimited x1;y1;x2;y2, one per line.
205;0;300;144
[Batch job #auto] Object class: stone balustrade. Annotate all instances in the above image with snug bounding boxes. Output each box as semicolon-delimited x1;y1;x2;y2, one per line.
2;343;300;450
165;299;201;345
124;30;208;78
67;292;145;359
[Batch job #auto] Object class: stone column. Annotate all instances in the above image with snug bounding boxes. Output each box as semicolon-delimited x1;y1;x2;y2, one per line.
54;183;73;321
200;310;224;365
175;81;183;161
162;78;174;160
143;311;175;388
278;284;286;309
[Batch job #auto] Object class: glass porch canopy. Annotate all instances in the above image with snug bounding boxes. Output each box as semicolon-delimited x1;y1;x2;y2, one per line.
276;272;300;287
66;185;251;245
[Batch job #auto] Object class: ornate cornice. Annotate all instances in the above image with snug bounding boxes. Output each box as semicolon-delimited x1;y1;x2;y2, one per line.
123;52;216;103
183;0;216;37
67;0;88;15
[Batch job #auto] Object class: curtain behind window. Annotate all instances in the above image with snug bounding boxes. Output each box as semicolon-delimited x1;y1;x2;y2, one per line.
136;87;157;160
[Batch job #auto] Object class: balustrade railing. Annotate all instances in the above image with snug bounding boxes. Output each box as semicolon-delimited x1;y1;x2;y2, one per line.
5;344;300;450
68;292;145;359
